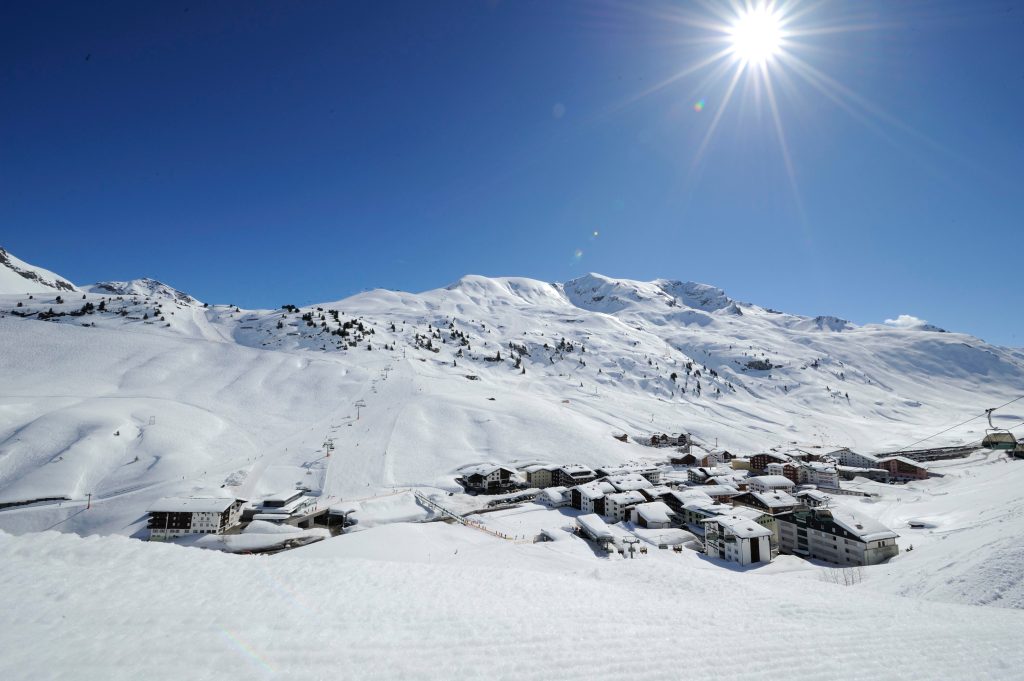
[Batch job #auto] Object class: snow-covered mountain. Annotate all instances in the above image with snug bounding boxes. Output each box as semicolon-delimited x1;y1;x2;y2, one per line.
2;248;1024;621
0;247;77;293
1;249;1021;520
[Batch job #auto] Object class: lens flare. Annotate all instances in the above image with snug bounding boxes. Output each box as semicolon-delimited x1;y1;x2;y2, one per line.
693;99;705;112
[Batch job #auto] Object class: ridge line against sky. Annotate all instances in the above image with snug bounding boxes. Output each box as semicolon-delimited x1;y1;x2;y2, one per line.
1;1;1021;346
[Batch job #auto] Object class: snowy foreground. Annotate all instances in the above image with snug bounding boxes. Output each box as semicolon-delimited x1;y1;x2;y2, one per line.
4;451;1024;680
3;523;1024;681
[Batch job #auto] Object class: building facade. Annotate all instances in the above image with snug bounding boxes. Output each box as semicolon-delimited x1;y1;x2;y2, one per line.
148;497;244;540
777;508;899;566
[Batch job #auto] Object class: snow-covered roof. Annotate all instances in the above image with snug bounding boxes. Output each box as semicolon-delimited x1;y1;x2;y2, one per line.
538;486;569;503
605;473;653;491
700;484;740;498
642;485;673;498
748;475;795;488
705;514;772;539
758;451;792;462
597;464;660;476
802;461;838;473
575;482;609;500
558;463;595;477
634;501;674;525
605;490;646;505
829;508;899;542
148;497;237;513
262;489;304;505
682;499;732;516
577;514;613;541
729;506;767;521
668;489;712;505
462;463;516;477
877;456;928;468
750;490;798;509
795;489;830;502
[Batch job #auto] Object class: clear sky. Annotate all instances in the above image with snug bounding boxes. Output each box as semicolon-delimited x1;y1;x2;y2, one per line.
2;1;1022;345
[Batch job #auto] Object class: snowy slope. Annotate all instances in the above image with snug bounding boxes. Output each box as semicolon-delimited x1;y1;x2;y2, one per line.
2;526;1024;681
0;246;77;293
1;250;1022;520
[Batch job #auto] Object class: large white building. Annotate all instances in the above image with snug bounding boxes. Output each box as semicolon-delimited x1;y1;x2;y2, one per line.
147;497;244;540
603;490;647;522
702;514;773;566
827;448;880;469
800;461;840;488
777;507;899;566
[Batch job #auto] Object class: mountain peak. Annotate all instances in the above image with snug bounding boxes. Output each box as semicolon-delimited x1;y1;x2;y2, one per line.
562;273;735;314
85;278;198;305
0;247;77;294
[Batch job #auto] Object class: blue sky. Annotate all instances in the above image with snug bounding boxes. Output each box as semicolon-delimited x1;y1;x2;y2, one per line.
2;1;1022;345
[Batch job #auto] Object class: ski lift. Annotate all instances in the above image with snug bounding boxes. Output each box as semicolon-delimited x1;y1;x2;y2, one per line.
982;408;1016;450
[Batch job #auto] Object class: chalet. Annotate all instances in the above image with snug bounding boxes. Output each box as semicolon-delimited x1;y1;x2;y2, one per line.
148;497;245;540
554;464;597;488
749;451;792;474
670;452;702;466
876;456;930;481
732;490;799;517
671;450;727;468
604;491;647;522
630;501;676;529
747;475;796;494
462;464;519;493
537;486;570;508
777;507;899;566
702;514;773;565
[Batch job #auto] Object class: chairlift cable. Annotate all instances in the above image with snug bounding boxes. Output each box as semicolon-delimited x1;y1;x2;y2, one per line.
894;394;1024;452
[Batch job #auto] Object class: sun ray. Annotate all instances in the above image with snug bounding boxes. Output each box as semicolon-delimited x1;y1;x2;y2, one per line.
689;61;747;174
760;61;806;224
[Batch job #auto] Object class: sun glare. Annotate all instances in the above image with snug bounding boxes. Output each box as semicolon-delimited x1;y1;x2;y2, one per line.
729;6;783;66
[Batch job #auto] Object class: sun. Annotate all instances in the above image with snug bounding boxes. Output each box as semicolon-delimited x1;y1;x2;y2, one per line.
729;5;783;66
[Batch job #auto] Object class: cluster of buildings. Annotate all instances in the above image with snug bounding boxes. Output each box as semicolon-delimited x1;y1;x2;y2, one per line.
147;488;343;542
525;449;903;569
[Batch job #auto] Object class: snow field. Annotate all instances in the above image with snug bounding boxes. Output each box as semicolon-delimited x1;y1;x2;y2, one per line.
2;527;1023;681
